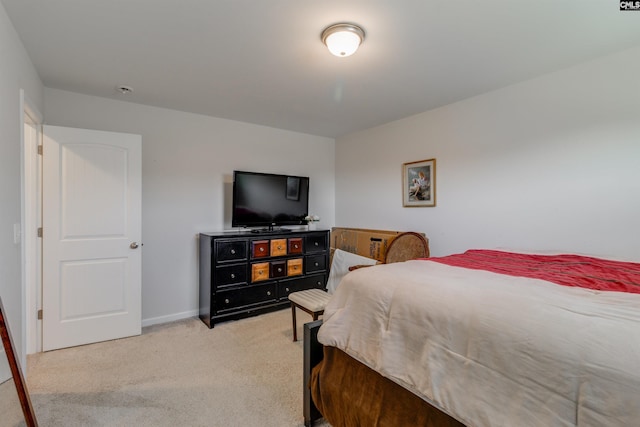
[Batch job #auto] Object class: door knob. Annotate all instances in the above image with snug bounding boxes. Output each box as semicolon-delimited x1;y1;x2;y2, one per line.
130;242;139;249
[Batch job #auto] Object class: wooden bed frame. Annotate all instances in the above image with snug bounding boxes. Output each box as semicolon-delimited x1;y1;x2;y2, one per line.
303;320;323;426
303;320;465;427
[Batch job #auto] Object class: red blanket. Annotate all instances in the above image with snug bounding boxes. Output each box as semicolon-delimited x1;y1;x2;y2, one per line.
427;250;640;294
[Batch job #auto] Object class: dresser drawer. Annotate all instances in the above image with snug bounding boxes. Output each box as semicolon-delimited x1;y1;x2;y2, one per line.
251;262;270;282
305;234;327;253
305;254;327;273
270;239;287;257
215;239;247;263
214;264;247;288
251;240;270;258
278;274;326;299
287;258;303;276
270;260;287;278
288;238;303;254
216;284;277;313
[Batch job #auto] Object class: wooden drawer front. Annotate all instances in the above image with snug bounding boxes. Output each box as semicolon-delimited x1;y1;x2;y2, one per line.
305;254;327;273
288;238;303;254
305;234;327;253
215;240;247;262
217;284;277;313
278;274;326;300
287;258;303;276
214;264;247;288
270;239;287;257
251;262;270;282
270;260;287;278
251;240;270;258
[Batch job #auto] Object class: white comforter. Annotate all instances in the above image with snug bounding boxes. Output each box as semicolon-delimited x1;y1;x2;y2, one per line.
317;260;640;427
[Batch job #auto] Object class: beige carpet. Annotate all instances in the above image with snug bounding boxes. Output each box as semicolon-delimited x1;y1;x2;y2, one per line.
25;309;330;427
1;378;26;426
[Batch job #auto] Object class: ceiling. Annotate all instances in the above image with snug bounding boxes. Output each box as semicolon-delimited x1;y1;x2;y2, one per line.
3;1;640;138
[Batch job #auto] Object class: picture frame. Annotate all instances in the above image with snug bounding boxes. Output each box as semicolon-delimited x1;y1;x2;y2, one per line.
403;158;436;207
286;177;300;201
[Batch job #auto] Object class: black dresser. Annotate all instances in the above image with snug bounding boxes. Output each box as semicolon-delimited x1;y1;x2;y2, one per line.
199;229;330;328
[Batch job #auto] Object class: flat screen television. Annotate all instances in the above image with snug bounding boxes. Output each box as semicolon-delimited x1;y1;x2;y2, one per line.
232;170;309;231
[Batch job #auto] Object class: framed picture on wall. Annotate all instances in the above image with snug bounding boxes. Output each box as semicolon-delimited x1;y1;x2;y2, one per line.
403;158;436;207
286;177;300;201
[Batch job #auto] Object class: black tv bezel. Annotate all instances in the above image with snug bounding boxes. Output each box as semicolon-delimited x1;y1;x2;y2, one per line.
231;170;310;229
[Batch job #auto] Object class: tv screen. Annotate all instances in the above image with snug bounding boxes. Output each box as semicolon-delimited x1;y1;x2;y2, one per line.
232;170;309;229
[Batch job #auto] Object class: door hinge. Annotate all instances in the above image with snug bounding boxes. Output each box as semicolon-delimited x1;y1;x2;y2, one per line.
37;227;43;238
37;309;43;320
37;145;43;155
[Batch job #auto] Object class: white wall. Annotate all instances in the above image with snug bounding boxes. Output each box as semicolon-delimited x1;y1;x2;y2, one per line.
335;46;640;259
0;3;44;362
44;88;335;325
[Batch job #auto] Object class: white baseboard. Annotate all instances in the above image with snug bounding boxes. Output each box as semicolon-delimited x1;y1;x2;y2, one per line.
142;309;199;328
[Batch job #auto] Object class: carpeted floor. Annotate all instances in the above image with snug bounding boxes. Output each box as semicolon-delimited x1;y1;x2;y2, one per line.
1;377;26;426
25;308;330;426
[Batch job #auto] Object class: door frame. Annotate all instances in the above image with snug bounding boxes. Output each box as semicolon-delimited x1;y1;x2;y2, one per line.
20;89;43;361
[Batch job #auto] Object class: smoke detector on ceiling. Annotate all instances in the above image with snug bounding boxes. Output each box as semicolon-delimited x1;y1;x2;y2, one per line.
116;85;133;94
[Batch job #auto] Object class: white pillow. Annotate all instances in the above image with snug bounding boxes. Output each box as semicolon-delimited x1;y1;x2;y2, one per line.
326;249;378;294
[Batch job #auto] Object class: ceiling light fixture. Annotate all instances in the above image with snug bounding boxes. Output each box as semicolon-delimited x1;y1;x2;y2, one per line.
321;23;365;57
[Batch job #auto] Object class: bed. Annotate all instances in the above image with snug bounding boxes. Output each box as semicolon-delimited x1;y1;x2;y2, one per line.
304;249;640;426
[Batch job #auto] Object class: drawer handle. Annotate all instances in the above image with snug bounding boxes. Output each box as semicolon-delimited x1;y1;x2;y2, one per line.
230;249;236;254
314;242;319;246
277;267;282;272
230;273;235;279
258;270;264;274
294;244;299;249
260;247;264;252
316;281;322;286
285;287;290;292
277;245;282;250
314;262;319;267
267;291;272;296
225;299;230;304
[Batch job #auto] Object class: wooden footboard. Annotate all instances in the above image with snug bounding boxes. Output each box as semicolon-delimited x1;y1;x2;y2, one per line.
303;318;467;427
303;320;324;427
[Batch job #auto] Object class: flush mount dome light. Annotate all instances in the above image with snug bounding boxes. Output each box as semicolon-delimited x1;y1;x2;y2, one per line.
321;23;365;57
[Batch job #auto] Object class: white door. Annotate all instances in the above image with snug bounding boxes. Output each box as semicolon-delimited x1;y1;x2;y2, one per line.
42;125;142;351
